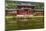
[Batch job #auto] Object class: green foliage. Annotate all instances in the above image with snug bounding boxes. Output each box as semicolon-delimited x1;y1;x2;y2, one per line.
5;16;44;30
34;3;44;9
5;1;44;9
6;2;16;9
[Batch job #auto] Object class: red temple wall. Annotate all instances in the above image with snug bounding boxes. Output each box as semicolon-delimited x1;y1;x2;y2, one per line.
17;10;32;15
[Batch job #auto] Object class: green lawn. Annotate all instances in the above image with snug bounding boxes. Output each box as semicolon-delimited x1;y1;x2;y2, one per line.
5;16;44;30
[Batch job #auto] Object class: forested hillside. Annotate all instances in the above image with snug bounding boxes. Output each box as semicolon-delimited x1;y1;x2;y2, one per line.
5;1;44;9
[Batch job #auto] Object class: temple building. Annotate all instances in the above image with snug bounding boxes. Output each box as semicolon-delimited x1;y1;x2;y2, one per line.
5;3;44;16
16;3;35;16
5;3;35;16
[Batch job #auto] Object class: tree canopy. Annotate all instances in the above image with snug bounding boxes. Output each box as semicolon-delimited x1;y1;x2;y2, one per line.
5;1;44;9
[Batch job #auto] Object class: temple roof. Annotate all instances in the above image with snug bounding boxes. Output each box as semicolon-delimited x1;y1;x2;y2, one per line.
5;9;43;11
34;9;44;11
5;8;32;11
16;3;35;6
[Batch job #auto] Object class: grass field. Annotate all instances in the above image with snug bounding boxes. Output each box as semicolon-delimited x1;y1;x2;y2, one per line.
5;16;44;30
